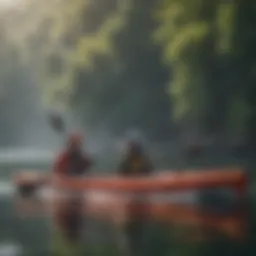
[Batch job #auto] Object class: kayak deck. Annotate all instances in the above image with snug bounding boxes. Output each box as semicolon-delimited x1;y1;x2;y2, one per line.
14;167;247;193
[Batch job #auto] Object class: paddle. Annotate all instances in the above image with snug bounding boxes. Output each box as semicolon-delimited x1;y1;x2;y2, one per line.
48;112;66;134
15;113;67;197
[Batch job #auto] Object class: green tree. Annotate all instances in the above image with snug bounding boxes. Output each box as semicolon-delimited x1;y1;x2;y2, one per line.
8;0;172;140
155;0;256;148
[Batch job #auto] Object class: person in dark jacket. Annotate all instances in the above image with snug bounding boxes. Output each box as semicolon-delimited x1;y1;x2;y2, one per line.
118;141;153;177
117;141;153;255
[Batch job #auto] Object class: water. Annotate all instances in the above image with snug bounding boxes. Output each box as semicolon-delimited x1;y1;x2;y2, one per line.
0;163;256;256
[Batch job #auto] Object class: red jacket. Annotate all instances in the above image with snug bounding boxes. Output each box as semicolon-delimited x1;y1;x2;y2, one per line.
53;150;91;176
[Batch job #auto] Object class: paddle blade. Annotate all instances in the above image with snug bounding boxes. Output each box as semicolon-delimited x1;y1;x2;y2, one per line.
48;113;66;133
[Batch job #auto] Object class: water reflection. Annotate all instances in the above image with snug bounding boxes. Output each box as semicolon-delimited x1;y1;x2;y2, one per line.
14;189;249;256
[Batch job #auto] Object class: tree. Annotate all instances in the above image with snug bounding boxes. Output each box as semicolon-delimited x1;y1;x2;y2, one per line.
154;0;256;148
8;0;172;140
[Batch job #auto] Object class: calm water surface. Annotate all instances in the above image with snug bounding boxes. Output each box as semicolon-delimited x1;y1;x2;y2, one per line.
0;163;255;256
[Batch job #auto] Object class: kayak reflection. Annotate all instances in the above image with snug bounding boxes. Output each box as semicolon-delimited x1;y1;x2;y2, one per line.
15;189;248;256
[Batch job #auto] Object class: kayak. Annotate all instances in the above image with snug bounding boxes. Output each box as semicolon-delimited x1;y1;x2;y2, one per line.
13;167;248;241
14;171;48;197
13;167;248;195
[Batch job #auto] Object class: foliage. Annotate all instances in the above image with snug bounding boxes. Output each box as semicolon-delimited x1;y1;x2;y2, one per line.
154;0;256;146
6;0;172;140
2;0;256;146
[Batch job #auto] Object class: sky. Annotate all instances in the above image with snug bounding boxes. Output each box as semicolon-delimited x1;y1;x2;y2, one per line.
0;0;22;9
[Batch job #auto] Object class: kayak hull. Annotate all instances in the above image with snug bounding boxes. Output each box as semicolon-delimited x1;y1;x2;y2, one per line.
14;167;248;194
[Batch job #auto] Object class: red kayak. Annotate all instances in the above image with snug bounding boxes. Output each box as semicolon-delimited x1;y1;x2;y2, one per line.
13;167;249;242
14;167;248;195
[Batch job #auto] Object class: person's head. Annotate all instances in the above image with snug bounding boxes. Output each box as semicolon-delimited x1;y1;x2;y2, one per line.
127;140;143;157
67;132;83;153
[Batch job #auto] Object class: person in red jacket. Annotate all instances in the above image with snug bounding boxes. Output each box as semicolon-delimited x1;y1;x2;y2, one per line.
53;132;92;242
53;132;92;177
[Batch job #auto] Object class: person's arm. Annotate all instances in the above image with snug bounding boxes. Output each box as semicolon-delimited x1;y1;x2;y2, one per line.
53;153;67;177
144;156;154;175
82;155;93;176
117;159;129;176
51;153;68;189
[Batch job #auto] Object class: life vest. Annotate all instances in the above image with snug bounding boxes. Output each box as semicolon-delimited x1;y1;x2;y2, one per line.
119;155;152;176
54;150;91;176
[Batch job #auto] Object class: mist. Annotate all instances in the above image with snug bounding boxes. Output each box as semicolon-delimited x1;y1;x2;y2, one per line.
0;67;127;168
0;65;63;165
